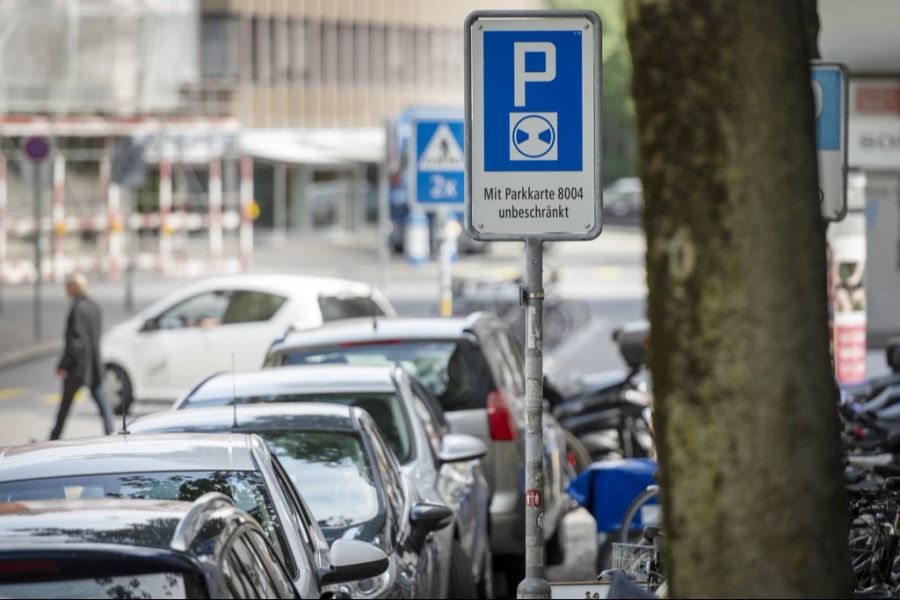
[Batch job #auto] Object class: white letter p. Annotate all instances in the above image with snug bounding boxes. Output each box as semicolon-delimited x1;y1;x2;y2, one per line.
513;42;556;107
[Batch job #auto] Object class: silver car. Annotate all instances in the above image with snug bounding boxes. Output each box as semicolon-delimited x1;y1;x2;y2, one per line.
172;364;493;599
262;314;572;588
0;433;390;598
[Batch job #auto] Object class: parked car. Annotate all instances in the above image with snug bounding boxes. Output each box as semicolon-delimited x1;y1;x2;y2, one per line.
172;364;492;598
0;433;388;597
261;314;571;587
101;274;395;413
602;177;643;218
0;493;308;598
127;403;460;599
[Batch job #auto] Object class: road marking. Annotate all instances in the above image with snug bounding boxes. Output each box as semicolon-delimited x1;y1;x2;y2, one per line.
0;388;36;401
40;390;85;405
592;266;623;280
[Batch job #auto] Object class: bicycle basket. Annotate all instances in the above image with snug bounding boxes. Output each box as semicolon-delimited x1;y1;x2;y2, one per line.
611;543;655;582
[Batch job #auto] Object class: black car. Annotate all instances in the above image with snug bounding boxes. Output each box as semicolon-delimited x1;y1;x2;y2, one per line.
127;403;454;599
0;433;389;598
0;493;297;598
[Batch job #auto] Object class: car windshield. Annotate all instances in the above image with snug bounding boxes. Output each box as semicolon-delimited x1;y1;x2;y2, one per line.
182;393;413;464
260;431;380;528
0;573;206;600
279;341;489;411
0;471;290;571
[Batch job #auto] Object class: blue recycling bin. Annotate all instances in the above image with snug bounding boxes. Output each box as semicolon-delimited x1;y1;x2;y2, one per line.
567;458;658;533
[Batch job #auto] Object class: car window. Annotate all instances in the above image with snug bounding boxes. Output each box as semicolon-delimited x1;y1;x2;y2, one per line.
280;340;494;412
364;419;406;539
231;531;284;599
407;380;448;458
247;530;296;598
0;470;291;573
262;431;380;528
182;392;414;464
481;329;521;397
223;290;287;324
157;291;231;330
318;295;387;322
0;573;207;600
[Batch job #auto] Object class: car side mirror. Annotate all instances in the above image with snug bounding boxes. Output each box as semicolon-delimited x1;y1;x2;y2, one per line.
407;501;453;553
436;433;487;464
319;539;389;586
887;339;900;373
140;317;159;333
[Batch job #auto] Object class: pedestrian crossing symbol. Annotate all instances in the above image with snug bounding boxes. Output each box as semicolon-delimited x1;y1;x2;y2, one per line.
419;124;465;170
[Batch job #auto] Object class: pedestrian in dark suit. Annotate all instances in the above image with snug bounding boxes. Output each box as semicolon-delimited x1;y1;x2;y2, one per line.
50;273;113;440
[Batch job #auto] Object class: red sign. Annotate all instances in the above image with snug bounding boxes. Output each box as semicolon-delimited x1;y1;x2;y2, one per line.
525;488;542;509
835;323;866;384
856;85;900;115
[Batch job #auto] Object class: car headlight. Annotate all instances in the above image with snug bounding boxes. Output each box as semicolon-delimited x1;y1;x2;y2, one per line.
330;558;395;599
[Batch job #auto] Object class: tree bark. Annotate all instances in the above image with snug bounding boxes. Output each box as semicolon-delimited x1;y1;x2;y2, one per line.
625;1;850;597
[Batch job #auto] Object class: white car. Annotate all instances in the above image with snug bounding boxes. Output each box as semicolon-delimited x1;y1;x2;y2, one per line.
102;274;395;413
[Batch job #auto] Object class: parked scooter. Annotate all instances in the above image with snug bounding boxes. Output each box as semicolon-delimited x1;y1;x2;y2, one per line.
549;320;655;468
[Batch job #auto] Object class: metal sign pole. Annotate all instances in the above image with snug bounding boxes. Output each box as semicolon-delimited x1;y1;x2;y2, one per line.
33;172;42;340
520;238;549;599
124;187;134;311
438;208;454;317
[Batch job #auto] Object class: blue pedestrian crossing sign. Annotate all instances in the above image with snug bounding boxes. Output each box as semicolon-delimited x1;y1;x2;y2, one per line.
811;63;848;221
465;11;602;241
410;113;465;208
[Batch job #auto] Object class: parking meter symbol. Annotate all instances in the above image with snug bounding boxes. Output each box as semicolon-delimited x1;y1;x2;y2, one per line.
510;113;557;160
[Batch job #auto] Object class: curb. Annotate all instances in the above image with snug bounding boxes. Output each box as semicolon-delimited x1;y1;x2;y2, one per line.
0;340;62;371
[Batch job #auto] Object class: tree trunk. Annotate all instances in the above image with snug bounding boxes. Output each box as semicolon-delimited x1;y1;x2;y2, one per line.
625;1;850;597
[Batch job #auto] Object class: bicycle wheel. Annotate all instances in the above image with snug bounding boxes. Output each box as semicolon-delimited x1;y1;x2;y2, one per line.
618;485;661;543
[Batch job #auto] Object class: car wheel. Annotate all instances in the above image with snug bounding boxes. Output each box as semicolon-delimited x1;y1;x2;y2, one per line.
477;546;494;599
448;540;477;599
106;365;133;416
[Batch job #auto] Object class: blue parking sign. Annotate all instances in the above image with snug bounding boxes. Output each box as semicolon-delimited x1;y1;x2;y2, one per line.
483;30;583;172
811;63;847;221
414;119;465;206
466;12;602;240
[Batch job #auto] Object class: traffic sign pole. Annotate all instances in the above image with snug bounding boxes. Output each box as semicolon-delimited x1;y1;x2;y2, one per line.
464;12;601;598
23;136;51;341
437;208;455;317
521;238;549;599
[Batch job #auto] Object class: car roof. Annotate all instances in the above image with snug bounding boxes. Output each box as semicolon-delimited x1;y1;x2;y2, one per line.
0;434;260;483
130;403;360;435
188;364;399;401
270;315;488;353
184;274;378;299
0;499;190;549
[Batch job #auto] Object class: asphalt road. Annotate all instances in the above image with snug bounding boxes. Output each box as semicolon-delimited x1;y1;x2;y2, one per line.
0;228;649;589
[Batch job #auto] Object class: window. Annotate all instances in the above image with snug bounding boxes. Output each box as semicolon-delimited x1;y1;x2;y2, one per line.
386;25;401;84
181;391;414;465
273;19;290;82
247;530;296;598
305;19;321;83
201;14;237;81
354;22;370;85
222;290;287;324
339;22;354;85
289;19;306;82
0;573;207;600
408;380;448;458
414;28;430;87
157;291;230;330
279;341;494;411
317;295;386;322
0;470;293;577
262;431;379;528
370;25;386;84
364;418;405;538
322;20;338;84
253;17;271;83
